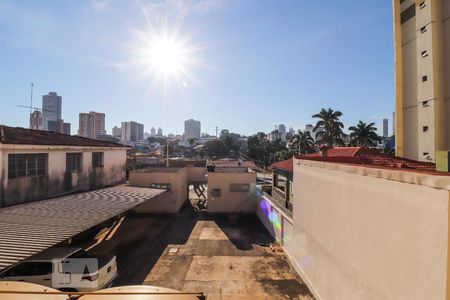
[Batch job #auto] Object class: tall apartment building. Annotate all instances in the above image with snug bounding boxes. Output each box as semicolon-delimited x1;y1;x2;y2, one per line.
383;118;389;138
112;126;121;139
156;127;162;137
42;92;62;131
29;110;43;130
121;121;144;143
278;124;287;141
394;0;450;162
78;111;106;139
184;119;201;140
48;120;71;135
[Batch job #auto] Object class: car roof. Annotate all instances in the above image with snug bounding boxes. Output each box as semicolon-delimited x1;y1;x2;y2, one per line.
27;247;83;261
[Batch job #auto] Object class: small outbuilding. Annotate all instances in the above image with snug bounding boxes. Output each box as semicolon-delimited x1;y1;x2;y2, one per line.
0;126;129;207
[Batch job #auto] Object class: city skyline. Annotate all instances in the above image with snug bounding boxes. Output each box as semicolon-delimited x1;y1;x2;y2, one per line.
0;0;394;136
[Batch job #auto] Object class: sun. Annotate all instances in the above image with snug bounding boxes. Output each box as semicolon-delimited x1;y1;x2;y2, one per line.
126;21;204;94
145;35;188;77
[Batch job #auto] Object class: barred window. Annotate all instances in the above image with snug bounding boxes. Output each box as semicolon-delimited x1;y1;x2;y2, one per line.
66;153;82;172
229;183;250;192
8;154;48;179
92;152;104;168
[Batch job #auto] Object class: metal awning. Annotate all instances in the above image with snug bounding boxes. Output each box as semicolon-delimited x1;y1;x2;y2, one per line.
0;185;163;270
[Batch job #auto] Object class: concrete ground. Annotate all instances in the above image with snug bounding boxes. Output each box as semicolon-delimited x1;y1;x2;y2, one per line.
87;205;314;299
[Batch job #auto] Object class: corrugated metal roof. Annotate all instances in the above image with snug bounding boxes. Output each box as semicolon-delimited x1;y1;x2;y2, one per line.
0;186;163;270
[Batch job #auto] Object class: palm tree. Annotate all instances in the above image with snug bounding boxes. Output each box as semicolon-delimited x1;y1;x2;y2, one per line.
348;121;381;147
292;130;315;155
312;108;344;147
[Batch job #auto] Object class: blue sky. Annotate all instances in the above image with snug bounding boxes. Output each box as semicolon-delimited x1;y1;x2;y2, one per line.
0;0;394;136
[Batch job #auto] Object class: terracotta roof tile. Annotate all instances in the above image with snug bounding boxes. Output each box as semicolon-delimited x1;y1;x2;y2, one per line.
0;125;127;148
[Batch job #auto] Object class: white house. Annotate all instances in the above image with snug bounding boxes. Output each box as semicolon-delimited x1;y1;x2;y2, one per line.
0;126;129;207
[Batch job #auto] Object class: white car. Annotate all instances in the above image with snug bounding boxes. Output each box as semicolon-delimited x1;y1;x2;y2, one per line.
0;247;117;292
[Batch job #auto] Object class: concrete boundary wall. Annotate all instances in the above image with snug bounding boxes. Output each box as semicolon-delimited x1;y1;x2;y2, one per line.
291;158;450;300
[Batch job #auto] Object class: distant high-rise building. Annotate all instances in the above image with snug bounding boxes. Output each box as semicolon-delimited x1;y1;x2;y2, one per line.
78;111;106;139
382;118;389;138
184;119;201;140
48;119;70;135
392;112;396;137
42;92;62;131
29;110;43;130
157;127;163;137
151;127;156;136
394;0;450;162
138;124;145;140
277;124;286;141
121;121;144;142
112;126;121;138
288;127;296;135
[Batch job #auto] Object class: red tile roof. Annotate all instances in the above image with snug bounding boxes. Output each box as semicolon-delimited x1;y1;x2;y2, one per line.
0;125;127;148
298;147;436;173
271;147;438;174
271;158;293;173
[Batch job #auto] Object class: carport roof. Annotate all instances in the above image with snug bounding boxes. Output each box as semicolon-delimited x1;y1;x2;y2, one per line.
0;185;163;270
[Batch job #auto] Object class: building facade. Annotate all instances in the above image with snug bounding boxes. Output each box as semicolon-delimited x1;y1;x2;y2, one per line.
48;119;71;135
184;119;201;141
0;126;128;207
383;118;389;138
78;111;106;139
29;110;43;130
394;0;450;162
42;92;62;131
121;121;144;143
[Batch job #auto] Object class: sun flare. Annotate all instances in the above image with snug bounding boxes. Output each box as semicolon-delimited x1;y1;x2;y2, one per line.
145;35;188;76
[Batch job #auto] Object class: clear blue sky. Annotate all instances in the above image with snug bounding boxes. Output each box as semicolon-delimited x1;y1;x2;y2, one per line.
0;0;395;136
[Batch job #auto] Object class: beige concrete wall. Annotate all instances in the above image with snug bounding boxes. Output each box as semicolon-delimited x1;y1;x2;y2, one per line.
0;145;127;207
129;168;187;213
187;167;207;182
291;158;450;300
207;172;256;213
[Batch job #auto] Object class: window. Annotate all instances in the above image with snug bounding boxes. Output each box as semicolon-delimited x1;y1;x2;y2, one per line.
420;26;427;33
419;1;426;9
421;50;428;58
422;101;429;107
400;4;415;24
423;126;429;132
229;183;250;192
8;154;47;179
211;188;221;197
66;153;82;172
2;262;52;277
422;75;428;82
92;152;104;168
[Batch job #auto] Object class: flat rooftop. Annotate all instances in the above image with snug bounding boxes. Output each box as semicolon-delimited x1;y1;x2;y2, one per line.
0;186;163;270
85;206;314;299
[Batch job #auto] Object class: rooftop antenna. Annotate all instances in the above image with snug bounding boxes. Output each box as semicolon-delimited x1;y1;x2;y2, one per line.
216;126;218;138
17;83;53;130
29;83;33;115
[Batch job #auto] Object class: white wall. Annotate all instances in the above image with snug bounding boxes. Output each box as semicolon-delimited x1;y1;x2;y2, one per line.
291;158;450;300
0;145;127;207
207;171;257;213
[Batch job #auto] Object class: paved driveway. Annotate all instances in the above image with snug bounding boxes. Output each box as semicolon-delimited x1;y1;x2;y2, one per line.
87;206;314;299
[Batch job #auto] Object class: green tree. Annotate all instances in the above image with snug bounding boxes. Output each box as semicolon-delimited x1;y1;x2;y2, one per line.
188;138;196;146
292;130;315;155
312;108;344;147
348;121;381;147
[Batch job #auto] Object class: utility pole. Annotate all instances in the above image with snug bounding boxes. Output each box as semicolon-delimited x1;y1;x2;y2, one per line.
166;142;169;167
215;126;218;138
